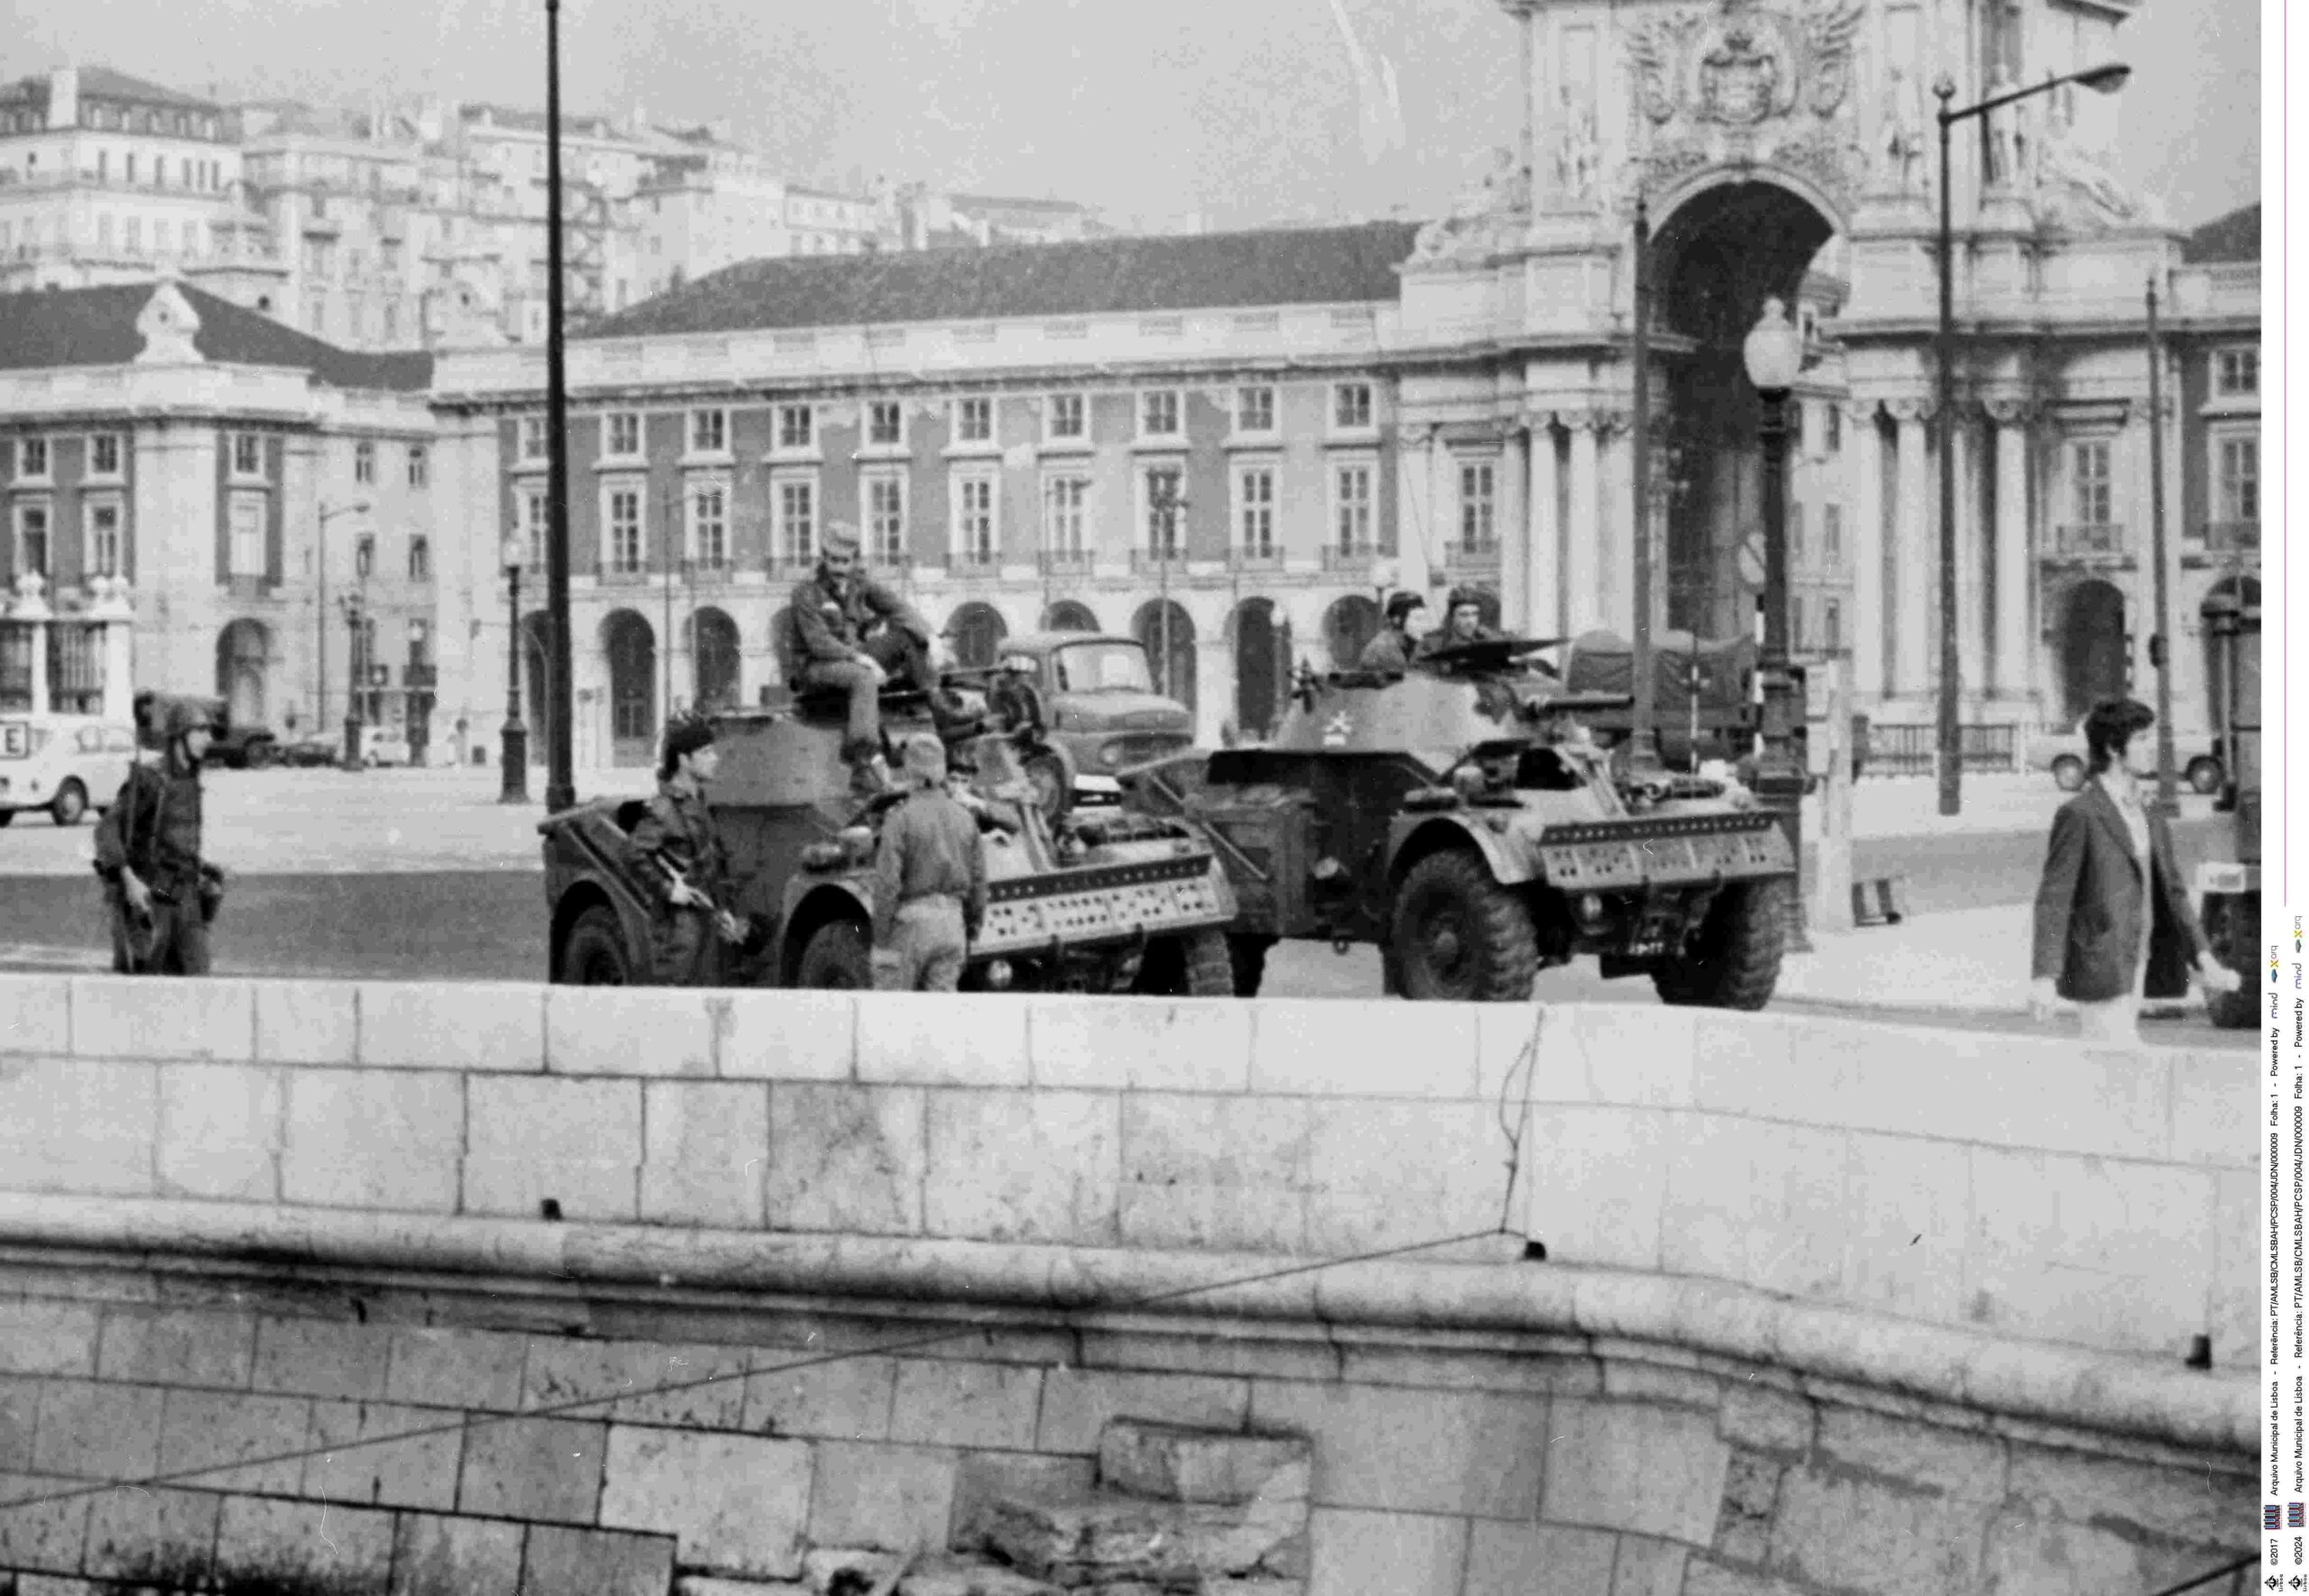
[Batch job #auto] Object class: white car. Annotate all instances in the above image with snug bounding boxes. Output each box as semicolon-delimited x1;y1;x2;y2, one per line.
2036;717;2225;795
0;715;136;827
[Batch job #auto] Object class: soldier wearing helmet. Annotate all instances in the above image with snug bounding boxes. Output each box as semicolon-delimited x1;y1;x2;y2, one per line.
1421;586;1502;656
92;692;228;976
1357;592;1428;674
869;733;989;993
789;520;950;778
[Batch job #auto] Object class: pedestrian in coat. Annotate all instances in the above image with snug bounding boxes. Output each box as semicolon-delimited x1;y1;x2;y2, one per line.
2028;697;2242;1044
630;716;744;986
93;693;227;977
869;734;988;993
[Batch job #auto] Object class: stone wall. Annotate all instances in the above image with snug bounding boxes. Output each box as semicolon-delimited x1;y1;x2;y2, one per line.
0;973;2257;1595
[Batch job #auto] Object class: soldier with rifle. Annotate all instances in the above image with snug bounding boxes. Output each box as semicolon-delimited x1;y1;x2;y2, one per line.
92;692;229;977
630;715;749;986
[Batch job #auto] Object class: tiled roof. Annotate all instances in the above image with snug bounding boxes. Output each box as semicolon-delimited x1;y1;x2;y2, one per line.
579;220;1424;341
0;280;433;391
0;67;220;111
2181;203;2258;264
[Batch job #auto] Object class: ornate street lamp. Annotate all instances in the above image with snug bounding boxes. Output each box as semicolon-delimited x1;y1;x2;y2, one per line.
1932;60;2130;816
336;589;367;770
501;536;529;803
315;499;369;741
1742;297;1808;949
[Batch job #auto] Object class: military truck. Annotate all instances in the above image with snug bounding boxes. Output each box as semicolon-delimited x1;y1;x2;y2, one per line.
541;681;1239;996
1118;637;1798;1006
2194;584;2258;1030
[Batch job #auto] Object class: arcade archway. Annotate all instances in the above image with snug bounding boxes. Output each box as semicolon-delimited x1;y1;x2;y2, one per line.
947;601;1008;669
216;619;271;729
2056;580;2128;722
602;610;657;766
688;607;741;711
1228;597;1291;739
1043;600;1099;633
1132;599;1196;711
1322;595;1381;670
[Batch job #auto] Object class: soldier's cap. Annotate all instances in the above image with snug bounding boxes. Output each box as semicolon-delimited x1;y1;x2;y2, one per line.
901;733;947;784
820;521;862;558
136;692;228;748
663;715;717;764
1445;585;1488;613
1384;592;1427;624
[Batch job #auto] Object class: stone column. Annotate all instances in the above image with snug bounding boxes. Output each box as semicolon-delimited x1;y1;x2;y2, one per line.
1599;416;1634;637
1987;400;2032;702
88;575;137;721
1564;413;1604;635
10;573;52;716
1428;427;1455;597
1955;408;1985;702
1394;425;1437;598
1889;400;1934;699
1527;416;1560;639
1499;424;1530;633
1197;634;1234;747
1844;402;1885;700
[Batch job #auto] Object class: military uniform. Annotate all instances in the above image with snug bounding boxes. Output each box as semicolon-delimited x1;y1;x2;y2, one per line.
870;748;989;993
629;774;732;986
1357;627;1419;673
789;564;941;755
92;707;218;977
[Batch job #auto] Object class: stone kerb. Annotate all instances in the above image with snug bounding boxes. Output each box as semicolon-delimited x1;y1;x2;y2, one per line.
0;973;2252;1368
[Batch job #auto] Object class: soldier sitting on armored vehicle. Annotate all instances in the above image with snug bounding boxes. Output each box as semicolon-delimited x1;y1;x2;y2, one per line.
629;714;750;986
1415;587;1503;661
1357;592;1429;674
789;520;959;782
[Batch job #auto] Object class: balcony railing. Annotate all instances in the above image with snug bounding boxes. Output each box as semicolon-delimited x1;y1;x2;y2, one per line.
1131;548;1190;574
596;562;649;584
223;574;279;600
941;548;1001;577
1229;547;1285;571
1443;539;1502;573
1321;543;1381;573
403;663;437;691
2203;521;2259;554
2050;524;2129;560
1037;550;1093;576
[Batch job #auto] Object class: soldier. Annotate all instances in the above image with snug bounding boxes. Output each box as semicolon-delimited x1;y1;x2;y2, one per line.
630;715;746;986
1357;592;1428;673
93;693;227;977
869;734;989;993
1421;586;1501;654
789;521;949;778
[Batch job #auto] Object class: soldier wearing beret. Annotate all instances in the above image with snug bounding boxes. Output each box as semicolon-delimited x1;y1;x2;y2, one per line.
789;521;948;777
630;715;745;986
93;692;227;977
869;734;988;993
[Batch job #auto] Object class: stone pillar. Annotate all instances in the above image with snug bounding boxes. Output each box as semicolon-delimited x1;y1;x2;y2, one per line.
1499;425;1530;633
1527;417;1561;639
1955;408;1985;702
1844;402;1885;701
1889;401;1933;699
10;573;52;716
1196;635;1234;748
1988;401;2032;702
1564;414;1604;636
88;575;137;721
1599;416;1634;637
1428;428;1455;598
1395;425;1437;598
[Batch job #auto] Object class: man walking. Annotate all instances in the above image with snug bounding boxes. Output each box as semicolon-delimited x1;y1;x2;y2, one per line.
870;734;988;993
93;693;227;977
630;715;745;986
789;521;948;776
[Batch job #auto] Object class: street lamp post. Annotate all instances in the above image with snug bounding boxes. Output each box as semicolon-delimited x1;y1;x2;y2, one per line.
1742;298;1808;949
2144;274;2176;812
1933;60;2130;817
315;500;370;742
1627;195;1660;775
542;0;576;813
337;590;366;770
501;537;529;804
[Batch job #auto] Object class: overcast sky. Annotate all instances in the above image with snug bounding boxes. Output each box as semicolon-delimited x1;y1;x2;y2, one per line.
1;0;2262;230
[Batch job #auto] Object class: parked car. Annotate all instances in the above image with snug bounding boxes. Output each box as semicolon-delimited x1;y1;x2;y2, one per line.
276;734;345;768
206;725;279;769
0;714;136;827
962;632;1197;813
2036;717;2224;794
357;726;411;768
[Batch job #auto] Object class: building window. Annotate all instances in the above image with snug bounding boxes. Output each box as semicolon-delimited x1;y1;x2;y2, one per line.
520;417;547;461
1332;382;1374;430
522;489;547;568
2214;346;2259;398
13;502;50;576
606;486;644;573
85;500;122;576
956;397;992;444
87;434;123;478
1237;386;1275;435
1236;464;1276;557
232;433;263;477
1143;465;1185;554
407;536;430;581
1046;393;1085;441
689;483;728;567
1458;459;1496;549
1790;502;1807;566
354;441;376;484
773;477;815;566
1825;406;1843;454
1824;598;1842;653
2217;434;2259;524
1042;474;1088;557
2069;440;2112;527
227;498;267;579
1334;462;1374;551
17;436;50;482
406;445;428;488
1140;391;1181;438
688;408;727;454
1823;504;1843;564
354;533;374;579
864;472;907;563
605;412;641;457
868;400;904;447
953;472;997;562
777;404;814;451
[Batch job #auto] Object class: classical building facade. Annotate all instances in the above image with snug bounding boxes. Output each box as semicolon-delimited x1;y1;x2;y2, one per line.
0;280;440;753
425;0;2256;770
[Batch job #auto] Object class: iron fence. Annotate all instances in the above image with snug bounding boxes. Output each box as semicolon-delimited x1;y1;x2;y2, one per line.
1863;722;2019;776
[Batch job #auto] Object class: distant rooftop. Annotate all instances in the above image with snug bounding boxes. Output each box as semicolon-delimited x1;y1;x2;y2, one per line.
2181;203;2258;265
0;65;222;113
579;220;1423;342
0;280;433;391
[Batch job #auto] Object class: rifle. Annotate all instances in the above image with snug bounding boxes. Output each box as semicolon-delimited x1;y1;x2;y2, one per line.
654;856;747;946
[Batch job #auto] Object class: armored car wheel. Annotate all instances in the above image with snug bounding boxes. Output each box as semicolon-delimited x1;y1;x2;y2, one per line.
559;905;633;986
1227;934;1274;998
1390;849;1538;1003
1133;927;1236;998
796;919;874;989
1651;877;1788;1012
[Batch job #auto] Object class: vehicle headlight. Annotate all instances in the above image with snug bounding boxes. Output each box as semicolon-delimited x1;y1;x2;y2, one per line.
1578;893;1604;922
1099;744;1125;768
985;959;1014;990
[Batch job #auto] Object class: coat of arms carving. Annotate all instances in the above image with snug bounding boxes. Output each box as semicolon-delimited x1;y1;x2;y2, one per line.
1626;0;1863;128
